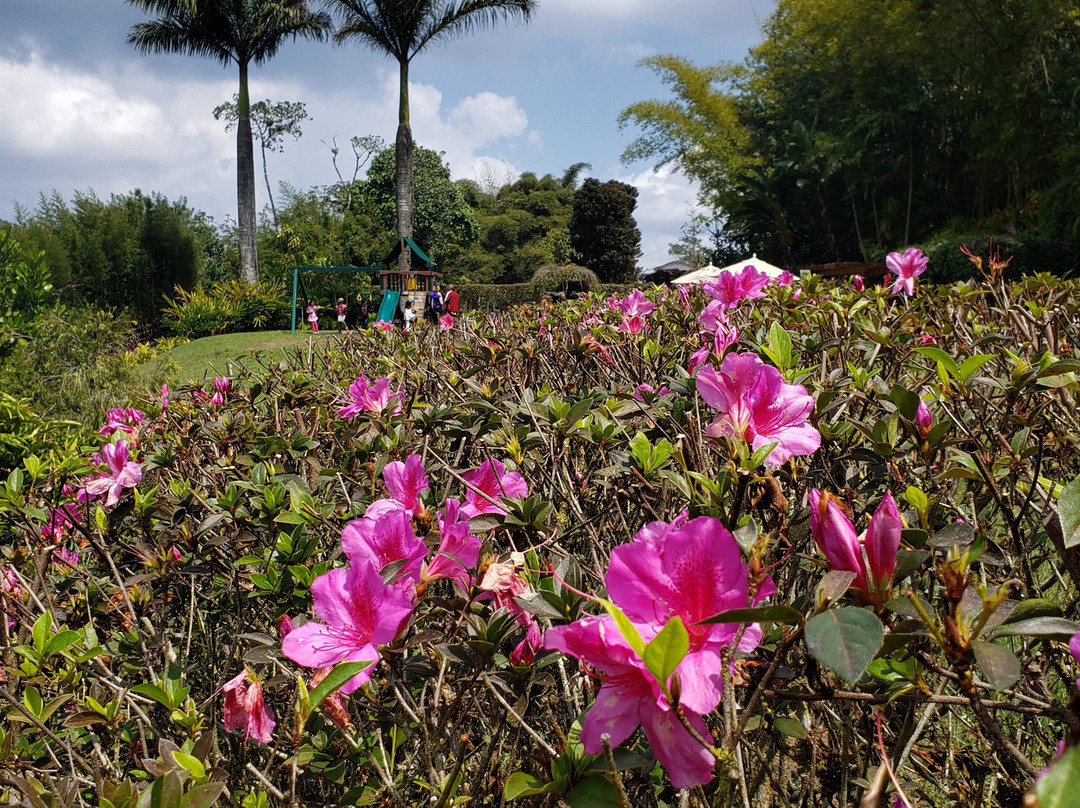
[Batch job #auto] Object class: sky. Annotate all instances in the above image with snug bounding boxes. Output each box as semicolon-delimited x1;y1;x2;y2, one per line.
0;0;776;269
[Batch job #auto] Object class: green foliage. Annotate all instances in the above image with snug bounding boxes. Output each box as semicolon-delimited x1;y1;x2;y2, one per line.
8;190;208;325
0;231;53;350
365;144;479;267
0;393;81;472
162;279;289;338
621;0;1080;266
569;178;642;283
457;282;536;310
924;235;1080;284
0;304;158;423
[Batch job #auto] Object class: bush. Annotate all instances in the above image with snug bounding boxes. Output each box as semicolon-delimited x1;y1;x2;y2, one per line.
924;234;1080;283
457;282;537;310
0;392;82;472
0;304;156;424
162;278;289;338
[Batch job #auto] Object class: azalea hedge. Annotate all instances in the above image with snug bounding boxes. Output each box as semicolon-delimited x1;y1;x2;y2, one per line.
2;254;1080;808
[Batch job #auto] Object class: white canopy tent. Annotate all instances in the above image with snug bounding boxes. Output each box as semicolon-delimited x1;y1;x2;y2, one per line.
671;254;786;284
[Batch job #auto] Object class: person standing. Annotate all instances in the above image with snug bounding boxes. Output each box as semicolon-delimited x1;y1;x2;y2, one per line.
425;284;443;325
403;299;417;331
358;297;370;328
445;284;460;315
335;298;348;332
306;299;319;333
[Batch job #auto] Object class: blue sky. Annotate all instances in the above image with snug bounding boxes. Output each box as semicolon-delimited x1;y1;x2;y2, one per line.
0;0;775;268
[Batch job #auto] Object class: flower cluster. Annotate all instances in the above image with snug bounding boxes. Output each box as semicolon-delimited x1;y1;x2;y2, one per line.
546;513;772;787
703;265;770;310
282;455;530;698
612;289;655;334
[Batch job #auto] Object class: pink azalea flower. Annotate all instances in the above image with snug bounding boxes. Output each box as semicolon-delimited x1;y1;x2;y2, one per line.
852;275;865;292
98;407;147;438
213;376;232;394
160;383;170;410
792;288;802;301
676;285;692;312
886;247;929;296
281;557;414;693
477;562;532;626
439;313;455;331
810;490;903;604
917;334;936;346
209;391;225;408
461;459;528;518
423;498;481;588
546;513;771;789
52;547;79;571
510;621;544;667
914;400;933;434
606;514;772;709
614;290;655;318
79;439;142;507
545;618;716;789
374;321;394;332
633;384;672;401
365;454;429;520
619;315;648;335
773;270;794;287
703;265;770;310
696;352;821;466
337;373;403;418
341;510;428;588
222;670;275;743
41;504;80;543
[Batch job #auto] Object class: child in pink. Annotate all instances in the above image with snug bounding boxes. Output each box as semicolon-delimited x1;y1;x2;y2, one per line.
306;300;319;333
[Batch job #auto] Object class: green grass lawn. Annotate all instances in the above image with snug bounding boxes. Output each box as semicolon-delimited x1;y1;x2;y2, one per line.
149;329;344;384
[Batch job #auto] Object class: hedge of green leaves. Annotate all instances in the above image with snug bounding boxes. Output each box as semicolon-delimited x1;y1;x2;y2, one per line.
2;266;1080;807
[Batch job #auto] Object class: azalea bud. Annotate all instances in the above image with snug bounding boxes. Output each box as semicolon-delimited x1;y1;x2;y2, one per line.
915;400;933;431
668;673;682;706
278;614;295;639
852;274;865;291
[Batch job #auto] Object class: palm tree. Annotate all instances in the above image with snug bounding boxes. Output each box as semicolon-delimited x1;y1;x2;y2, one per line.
127;0;331;283
327;0;538;267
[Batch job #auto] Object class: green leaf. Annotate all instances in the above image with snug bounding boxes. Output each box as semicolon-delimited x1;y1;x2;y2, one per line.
958;354;996;383
816;570;857;606
180;783;226;808
915;346;960;379
308;660;371;712
1000;598;1062;625
698;604;804;625
130;683;173;710
804;607;884;684
503;771;559;800
773;716;808;740
564;774;624;808
597;598;645;658
41;630;81;661
1032;743;1080;808
1058;477;1080;549
31;611;51;654
642;617;689;690
991;617;1080;642
149;772;184;808
888;384;921;421
904;485;928;513
972;640;1021;691
171;751;206;780
745;441;779;469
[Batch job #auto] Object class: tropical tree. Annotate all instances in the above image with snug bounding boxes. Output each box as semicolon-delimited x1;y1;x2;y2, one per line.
214;97;310;227
126;0;331;283
569;178;642;284
327;0;538;267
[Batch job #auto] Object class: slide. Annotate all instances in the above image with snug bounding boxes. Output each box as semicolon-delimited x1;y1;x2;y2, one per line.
376;290;400;324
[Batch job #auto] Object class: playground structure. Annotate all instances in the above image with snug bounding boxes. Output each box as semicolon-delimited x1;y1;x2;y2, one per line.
289;238;441;332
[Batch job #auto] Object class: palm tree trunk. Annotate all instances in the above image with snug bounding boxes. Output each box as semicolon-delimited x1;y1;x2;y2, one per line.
237;63;259;284
396;58;414;272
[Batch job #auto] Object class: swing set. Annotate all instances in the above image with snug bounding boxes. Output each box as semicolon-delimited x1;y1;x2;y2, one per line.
289;239;442;332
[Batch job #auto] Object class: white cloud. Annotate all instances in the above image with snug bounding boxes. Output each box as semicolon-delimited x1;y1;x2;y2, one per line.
619;164;700;267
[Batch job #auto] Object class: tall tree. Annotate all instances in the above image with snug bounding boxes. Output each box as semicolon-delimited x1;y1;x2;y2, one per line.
569;179;641;284
214;97;310;226
127;0;331;283
326;0;538;267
